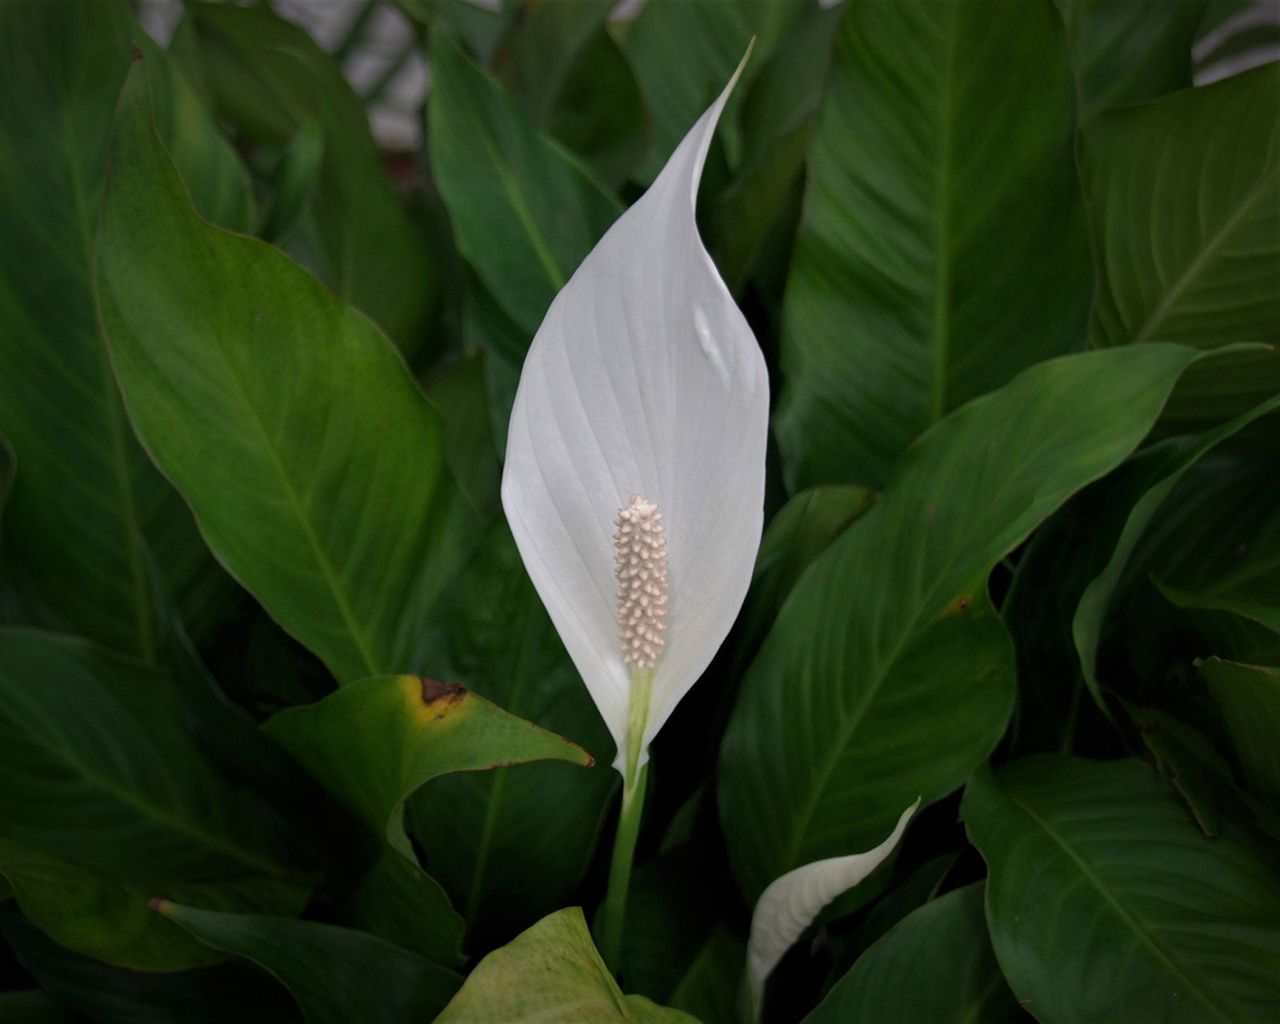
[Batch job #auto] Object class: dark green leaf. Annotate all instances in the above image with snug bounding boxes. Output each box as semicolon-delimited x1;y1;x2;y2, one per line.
97;58;477;684
0;1;245;658
429;30;620;337
1073;394;1280;714
264;673;593;964
1057;0;1206;121
435;908;699;1023
719;345;1204;900
190;3;437;355
406;523;615;944
1082;63;1279;425
804;884;1024;1024
775;0;1089;490
1199;658;1280;811
623;0;804;180
0;990;72;1023
0;630;307;970
156;902;461;1024
964;756;1280;1023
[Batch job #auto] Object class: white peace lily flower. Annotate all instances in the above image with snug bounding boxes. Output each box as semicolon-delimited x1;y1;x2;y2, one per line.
744;801;920;1018
501;52;767;781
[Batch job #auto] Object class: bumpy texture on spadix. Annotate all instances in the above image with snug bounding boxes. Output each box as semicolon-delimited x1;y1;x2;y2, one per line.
614;495;669;669
501;50;768;773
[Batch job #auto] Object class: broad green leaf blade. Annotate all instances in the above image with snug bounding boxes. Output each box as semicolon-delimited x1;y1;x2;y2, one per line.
429;30;620;338
1199;658;1280;810
1057;0;1207;122
964;756;1280;1023
0;1;246;658
0;630;307;970
1085;64;1278;349
155;901;461;1024
624;0;805;179
1073;394;1280;714
264;673;593;964
1082;64;1280;424
0;432;12;547
189;3;436;355
803;884;1024;1024
719;345;1204;900
97;59;476;684
0;902;297;1024
435;908;698;1024
263;674;592;865
405;524;616;942
775;0;1090;491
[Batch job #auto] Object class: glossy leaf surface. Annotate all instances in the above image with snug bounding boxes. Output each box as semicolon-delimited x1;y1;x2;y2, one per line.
775;0;1090;490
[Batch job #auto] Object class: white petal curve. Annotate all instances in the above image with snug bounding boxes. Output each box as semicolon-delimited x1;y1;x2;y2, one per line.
745;802;920;1011
502;50;768;771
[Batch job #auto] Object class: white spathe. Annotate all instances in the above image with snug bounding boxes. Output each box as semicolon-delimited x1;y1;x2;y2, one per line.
745;802;920;1011
501;54;768;774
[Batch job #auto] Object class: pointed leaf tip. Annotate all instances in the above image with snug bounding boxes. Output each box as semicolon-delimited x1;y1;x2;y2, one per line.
502;50;769;773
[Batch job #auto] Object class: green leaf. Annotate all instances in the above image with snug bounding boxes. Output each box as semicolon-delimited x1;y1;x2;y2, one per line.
429;29;620;338
964;755;1280;1023
263;673;593;964
1082;63;1280;424
189;3;436;354
719;345;1205;900
490;0;646;186
434;908;699;1024
405;523;616;943
707;2;843;295
0;902;297;1024
0;630;308;970
623;0;805;179
0;432;13;546
0;991;72;1023
803;883;1024;1024
774;0;1090;491
0;0;246;658
97;58;476;684
156;901;461;1024
1057;0;1207;122
1073;394;1280;714
1199;658;1280;811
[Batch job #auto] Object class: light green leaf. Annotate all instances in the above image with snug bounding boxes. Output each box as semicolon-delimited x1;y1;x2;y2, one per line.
1073;393;1280;714
719;345;1204;900
1082;63;1279;426
435;908;699;1024
405;523;616;942
775;0;1089;490
803;884;1024;1024
964;755;1280;1023
189;3;436;354
0;630;307;970
97;58;476;684
1199;658;1280;811
429;30;620;338
0;1;246;658
156;901;461;1024
1057;0;1207;122
263;673;593;964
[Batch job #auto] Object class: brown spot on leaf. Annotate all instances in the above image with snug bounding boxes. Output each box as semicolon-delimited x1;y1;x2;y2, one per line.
129;41;143;62
419;677;466;706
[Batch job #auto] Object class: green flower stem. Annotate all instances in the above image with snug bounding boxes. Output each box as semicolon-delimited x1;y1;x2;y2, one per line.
598;667;653;973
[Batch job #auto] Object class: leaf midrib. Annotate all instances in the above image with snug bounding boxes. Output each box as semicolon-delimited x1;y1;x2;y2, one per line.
2;675;287;879
1129;166;1277;344
1008;791;1235;1022
929;2;961;423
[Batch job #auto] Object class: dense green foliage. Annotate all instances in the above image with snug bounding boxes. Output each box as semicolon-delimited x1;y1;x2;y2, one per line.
0;0;1277;1021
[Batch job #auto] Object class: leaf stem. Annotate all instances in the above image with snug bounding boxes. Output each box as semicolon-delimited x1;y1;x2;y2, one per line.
598;667;653;973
